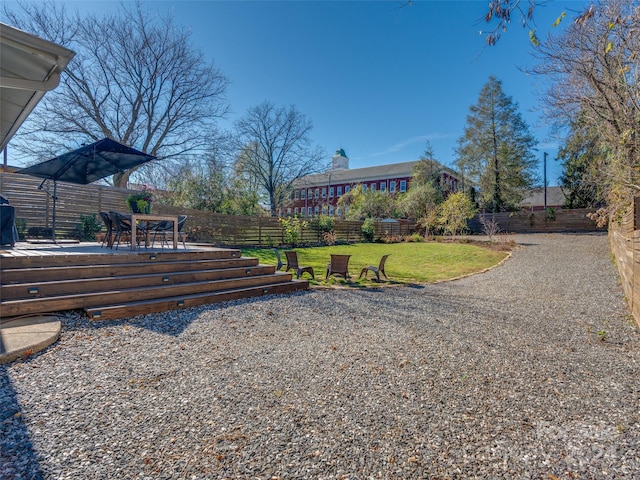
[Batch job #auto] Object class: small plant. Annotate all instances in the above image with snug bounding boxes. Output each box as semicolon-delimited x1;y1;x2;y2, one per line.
597;329;608;342
126;185;154;213
15;218;27;240
280;216;307;246
361;217;375;242
265;235;275;247
323;230;337;245
545;207;556;221
74;213;103;241
479;214;501;242
408;233;424;243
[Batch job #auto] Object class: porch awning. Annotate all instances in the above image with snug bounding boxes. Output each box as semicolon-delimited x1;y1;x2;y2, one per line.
0;22;75;151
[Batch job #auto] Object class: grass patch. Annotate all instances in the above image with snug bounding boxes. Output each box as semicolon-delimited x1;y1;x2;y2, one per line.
242;241;510;286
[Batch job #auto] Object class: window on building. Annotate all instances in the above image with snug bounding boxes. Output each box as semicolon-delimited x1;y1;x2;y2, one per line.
294;190;299;200
314;206;319;215
301;189;306;200
370;183;376;191
294;207;299;215
307;207;312;216
329;205;334;215
336;206;342;216
322;187;327;198
315;189;319;199
389;181;396;193
307;189;312;199
337;186;343;196
329;187;334;198
380;182;386;192
345;185;351;193
362;184;367;192
286;208;291;215
400;180;407;192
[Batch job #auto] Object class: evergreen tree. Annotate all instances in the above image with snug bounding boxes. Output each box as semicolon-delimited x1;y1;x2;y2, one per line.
455;76;538;212
558;116;605;209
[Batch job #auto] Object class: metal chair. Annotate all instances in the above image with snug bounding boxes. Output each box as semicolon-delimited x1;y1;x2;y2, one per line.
326;254;351;280
98;211;113;248
284;250;315;279
109;211;142;250
150;215;187;248
359;254;391;282
273;248;284;270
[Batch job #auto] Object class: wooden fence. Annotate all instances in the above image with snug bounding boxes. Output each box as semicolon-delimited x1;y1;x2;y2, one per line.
0;172;415;246
609;198;640;327
468;208;604;234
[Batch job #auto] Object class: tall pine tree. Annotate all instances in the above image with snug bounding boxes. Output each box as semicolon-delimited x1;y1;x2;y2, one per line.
455;76;538;212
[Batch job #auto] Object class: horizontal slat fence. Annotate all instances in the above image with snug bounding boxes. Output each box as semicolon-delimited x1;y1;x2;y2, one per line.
468;208;604;234
609;199;640;327
0;172;415;246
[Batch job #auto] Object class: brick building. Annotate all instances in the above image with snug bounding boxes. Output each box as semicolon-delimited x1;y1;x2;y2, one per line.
282;149;462;217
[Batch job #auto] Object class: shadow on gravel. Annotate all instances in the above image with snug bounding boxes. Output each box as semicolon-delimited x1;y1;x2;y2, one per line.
0;365;45;479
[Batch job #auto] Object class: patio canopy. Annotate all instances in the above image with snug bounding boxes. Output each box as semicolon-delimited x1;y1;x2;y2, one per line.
17;138;156;185
16;138;156;242
0;23;75;152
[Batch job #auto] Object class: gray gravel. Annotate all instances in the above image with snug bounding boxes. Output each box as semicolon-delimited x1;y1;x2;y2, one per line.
2;233;639;479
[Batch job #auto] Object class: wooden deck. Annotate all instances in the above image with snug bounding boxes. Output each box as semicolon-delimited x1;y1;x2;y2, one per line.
0;241;309;321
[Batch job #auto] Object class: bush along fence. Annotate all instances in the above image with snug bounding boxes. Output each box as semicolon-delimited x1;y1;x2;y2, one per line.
0;172;415;246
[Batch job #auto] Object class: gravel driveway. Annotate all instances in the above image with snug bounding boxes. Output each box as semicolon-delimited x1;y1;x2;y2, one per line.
2;233;639;479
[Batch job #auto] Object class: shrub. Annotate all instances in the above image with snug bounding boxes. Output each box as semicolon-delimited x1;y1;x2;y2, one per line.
74;213;103;241
15;218;27;241
323;231;337;245
408;233;424;243
280;216;307;246
361;217;375;242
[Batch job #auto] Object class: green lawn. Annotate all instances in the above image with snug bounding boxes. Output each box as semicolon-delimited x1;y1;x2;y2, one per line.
241;241;509;286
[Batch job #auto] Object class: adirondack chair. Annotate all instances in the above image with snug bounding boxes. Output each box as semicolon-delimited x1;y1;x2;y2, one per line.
359;254;390;282
284;250;315;279
326;254;351;280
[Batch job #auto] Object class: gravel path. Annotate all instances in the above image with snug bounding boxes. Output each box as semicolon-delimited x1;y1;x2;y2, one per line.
2;233;639;479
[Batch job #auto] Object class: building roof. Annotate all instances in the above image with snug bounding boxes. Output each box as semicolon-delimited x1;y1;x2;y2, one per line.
521;186;566;208
295;161;419;187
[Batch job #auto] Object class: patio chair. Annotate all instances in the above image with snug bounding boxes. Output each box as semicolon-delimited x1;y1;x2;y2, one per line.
273;248;284;271
109;211;142;250
98;211;113;248
284;250;315;279
359;254;391;282
326;254;351;280
150;215;187;248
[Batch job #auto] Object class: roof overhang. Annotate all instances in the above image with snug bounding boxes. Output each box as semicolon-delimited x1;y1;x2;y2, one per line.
0;22;75;151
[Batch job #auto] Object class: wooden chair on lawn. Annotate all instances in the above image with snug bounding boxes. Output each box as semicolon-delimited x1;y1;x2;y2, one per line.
359;254;391;282
326;254;351;280
284;250;315;279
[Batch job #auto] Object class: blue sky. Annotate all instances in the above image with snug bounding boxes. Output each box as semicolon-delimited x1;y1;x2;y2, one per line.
8;1;589;185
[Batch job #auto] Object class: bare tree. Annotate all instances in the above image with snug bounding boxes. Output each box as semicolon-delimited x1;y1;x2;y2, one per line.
4;1;229;187
532;0;640;213
233;101;326;216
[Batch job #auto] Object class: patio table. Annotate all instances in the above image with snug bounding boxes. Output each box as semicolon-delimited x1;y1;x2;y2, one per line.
129;213;179;250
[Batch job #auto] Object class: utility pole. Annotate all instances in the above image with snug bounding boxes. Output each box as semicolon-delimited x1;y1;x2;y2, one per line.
543;152;548;210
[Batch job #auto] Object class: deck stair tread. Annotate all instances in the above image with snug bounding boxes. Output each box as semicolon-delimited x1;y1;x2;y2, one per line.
84;281;309;320
0;265;277;300
1;258;260;284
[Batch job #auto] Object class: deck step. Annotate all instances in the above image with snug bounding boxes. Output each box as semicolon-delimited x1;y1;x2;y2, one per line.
0;273;294;318
84;281;309;320
1;257;259;284
1;265;276;300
